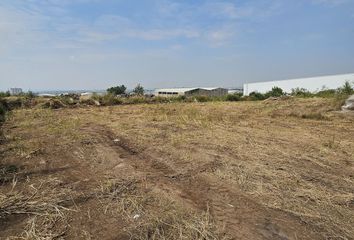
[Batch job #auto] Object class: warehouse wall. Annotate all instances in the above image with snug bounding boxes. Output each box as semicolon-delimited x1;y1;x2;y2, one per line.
185;88;228;97
243;73;354;96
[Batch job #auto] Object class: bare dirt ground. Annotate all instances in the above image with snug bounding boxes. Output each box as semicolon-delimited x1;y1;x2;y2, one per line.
1;97;354;239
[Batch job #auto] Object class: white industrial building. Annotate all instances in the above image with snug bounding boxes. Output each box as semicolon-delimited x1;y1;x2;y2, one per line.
243;73;354;96
155;87;228;97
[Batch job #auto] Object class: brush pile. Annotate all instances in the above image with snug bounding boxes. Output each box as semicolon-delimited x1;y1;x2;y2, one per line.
342;95;354;111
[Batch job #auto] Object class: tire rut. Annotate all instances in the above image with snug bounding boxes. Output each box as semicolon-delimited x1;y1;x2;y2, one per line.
81;124;317;240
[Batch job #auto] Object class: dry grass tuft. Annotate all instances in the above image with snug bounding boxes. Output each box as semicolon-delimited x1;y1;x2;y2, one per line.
2;178;73;240
98;179;225;240
0;164;18;184
0;178;71;219
129;203;221;240
97;178;148;216
10;214;68;240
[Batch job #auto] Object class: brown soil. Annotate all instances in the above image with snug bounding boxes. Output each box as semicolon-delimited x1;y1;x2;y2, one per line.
1;98;353;239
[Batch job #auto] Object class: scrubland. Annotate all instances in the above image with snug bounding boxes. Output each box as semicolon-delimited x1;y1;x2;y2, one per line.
1;97;353;239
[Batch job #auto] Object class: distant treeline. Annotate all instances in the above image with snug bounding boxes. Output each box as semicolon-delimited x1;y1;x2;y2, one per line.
59;80;354;107
0;81;352;112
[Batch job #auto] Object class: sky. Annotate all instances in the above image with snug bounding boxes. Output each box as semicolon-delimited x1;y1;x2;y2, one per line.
0;0;354;91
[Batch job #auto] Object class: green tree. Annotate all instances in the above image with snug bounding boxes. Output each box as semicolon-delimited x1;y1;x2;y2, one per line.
133;84;144;95
107;85;127;95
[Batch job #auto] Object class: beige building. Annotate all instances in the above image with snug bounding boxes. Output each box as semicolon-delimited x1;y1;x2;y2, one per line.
155;87;228;97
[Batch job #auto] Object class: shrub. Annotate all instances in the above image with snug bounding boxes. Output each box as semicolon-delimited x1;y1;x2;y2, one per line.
315;89;337;98
291;88;313;98
210;96;226;102
175;96;195;103
126;96;148;104
337;81;353;95
175;95;186;102
101;94;123;106
265;86;284;98
226;94;241;102
194;95;211;102
6;97;23;110
151;96;170;103
107;85;127;95
0;91;10;98
249;92;266;101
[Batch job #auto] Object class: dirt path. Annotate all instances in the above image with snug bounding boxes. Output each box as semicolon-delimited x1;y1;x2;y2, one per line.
80;124;318;240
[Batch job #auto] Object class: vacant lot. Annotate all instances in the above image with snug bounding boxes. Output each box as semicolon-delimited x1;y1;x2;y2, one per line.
1;98;353;239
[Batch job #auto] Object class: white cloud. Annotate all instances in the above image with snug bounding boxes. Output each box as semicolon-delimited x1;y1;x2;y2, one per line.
94;14;132;30
311;0;350;6
74;28;200;43
205;26;236;47
1;0;283;51
156;0;183;16
0;7;48;50
203;2;254;19
127;29;200;41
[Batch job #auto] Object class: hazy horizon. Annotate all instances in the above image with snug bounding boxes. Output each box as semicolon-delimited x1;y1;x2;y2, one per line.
1;0;354;91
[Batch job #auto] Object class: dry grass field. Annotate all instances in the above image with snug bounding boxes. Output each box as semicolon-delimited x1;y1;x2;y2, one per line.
1;97;354;239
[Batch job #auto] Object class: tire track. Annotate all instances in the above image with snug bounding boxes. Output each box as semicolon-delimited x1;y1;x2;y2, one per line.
82;124;318;240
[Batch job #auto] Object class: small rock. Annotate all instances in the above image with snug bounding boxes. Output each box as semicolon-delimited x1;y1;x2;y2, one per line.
113;139;120;142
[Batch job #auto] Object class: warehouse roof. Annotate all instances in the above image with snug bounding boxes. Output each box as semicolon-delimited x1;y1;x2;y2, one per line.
156;87;222;93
